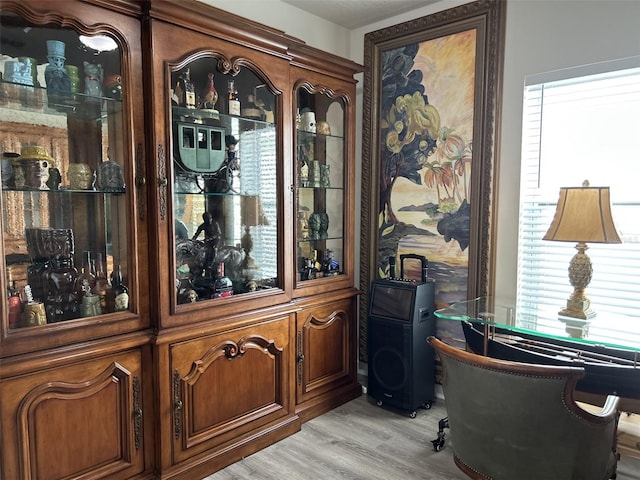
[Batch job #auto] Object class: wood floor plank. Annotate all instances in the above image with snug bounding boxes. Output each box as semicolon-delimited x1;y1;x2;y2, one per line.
204;394;640;480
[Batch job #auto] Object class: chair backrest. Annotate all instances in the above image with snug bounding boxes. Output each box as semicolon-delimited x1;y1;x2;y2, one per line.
427;336;619;480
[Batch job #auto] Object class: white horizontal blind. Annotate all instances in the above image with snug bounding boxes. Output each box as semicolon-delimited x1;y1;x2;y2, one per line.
517;59;640;330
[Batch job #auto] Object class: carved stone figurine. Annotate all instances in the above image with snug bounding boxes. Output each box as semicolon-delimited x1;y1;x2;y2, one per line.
96;156;125;192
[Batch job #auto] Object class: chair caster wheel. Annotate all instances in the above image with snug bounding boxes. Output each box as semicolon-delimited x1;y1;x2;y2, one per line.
376;400;383;407
410;410;417;418
432;437;445;451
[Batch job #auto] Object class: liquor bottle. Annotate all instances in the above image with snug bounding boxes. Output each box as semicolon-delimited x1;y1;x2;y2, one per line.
175;68;196;109
182;68;196;109
201;73;219;111
227;79;240;116
74;251;96;298
111;264;129;311
213;262;233;298
8;276;22;328
92;252;111;312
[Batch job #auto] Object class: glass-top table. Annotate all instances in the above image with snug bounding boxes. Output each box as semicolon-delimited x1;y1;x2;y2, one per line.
435;296;640;354
435;297;640;400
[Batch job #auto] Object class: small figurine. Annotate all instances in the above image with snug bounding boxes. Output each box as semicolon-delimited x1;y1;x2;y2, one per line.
67;163;95;190
179;288;198;303
44;40;71;97
316;121;331;136
319;212;329;239
297;210;310;240
320;164;330;188
96;153;125;192
322;249;340;275
1;154;14;188
299;161;309;187
83;61;104;97
225;135;239;169
104;74;122;100
46;166;62;190
308;213;321;240
192;212;222;274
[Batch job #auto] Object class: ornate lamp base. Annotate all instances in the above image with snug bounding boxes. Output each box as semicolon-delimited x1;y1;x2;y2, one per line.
560;242;596;321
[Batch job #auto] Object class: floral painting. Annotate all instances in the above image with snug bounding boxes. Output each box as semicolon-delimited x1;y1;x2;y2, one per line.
360;0;505;360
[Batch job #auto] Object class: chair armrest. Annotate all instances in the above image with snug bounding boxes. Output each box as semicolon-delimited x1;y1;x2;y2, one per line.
576;395;620;424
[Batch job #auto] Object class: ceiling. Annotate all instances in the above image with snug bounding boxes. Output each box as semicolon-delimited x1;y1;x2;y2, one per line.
279;0;437;29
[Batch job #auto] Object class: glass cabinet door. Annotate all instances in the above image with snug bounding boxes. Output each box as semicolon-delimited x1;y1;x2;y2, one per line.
171;58;279;305
1;12;134;329
295;87;345;284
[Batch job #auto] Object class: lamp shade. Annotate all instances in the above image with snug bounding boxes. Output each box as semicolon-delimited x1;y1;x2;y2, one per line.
543;183;621;244
241;195;269;227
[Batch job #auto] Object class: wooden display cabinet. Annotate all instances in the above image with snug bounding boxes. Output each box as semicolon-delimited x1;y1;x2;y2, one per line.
1;1;362;478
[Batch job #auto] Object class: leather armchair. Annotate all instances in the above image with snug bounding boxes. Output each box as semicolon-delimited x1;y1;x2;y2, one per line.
427;336;619;480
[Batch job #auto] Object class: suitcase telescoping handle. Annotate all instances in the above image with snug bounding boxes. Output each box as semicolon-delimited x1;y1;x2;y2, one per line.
399;254;429;283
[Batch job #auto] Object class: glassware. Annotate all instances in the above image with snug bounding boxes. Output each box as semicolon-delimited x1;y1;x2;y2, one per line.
75;251;96;299
92;252;111;313
111;264;129;311
227;79;240;116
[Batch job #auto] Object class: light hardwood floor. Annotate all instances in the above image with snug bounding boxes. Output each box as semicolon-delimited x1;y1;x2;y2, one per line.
205;393;640;480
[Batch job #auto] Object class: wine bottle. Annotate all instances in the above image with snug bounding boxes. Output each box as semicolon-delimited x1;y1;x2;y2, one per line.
8;277;22;328
92;252;111;312
175;68;196;109
227;79;240;116
75;251;96;298
111;264;129;311
182;68;196;109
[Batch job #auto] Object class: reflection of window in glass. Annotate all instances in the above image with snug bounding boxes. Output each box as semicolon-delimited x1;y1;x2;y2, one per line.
240;127;277;279
517;57;640;329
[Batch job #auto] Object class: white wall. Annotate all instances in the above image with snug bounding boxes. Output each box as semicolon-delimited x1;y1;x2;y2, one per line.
197;0;351;57
200;0;640;304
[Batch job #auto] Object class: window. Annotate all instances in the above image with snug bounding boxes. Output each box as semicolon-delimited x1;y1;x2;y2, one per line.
517;57;640;333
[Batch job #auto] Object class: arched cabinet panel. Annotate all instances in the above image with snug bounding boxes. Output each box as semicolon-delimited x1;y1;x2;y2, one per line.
1;347;148;480
166;314;296;466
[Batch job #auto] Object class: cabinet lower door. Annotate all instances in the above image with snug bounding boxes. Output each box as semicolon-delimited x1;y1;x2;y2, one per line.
296;297;359;413
168;314;297;467
0;349;147;480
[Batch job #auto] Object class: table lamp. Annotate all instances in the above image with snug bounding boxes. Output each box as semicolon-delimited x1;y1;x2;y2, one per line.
542;180;621;320
241;195;268;270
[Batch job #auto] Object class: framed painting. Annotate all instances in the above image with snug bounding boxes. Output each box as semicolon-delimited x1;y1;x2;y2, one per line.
360;0;506;359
